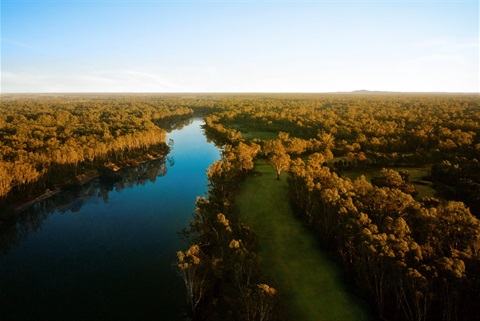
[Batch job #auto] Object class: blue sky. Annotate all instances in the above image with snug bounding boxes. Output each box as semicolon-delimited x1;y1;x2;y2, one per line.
1;0;478;93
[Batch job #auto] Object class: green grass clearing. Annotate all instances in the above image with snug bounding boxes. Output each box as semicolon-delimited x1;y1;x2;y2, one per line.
339;166;436;199
227;123;279;140
242;131;279;140
236;159;371;321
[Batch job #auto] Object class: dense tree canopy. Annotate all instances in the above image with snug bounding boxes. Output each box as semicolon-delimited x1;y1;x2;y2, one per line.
197;92;479;321
0;94;194;208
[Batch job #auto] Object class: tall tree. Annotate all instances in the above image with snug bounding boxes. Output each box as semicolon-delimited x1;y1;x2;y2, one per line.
269;151;290;180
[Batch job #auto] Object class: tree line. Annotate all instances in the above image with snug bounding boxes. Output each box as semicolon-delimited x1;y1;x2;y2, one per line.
202;93;480;218
0;94;194;213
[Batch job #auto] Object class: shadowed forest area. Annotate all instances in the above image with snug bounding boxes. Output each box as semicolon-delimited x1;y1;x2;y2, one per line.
1;93;479;321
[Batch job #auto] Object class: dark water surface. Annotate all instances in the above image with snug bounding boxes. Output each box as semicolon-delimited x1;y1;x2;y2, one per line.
0;119;220;320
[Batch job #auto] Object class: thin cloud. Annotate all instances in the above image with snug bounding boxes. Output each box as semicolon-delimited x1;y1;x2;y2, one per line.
1;37;48;55
1;70;184;93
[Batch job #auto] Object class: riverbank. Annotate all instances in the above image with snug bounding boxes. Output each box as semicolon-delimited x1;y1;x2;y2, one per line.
0;150;168;222
236;159;371;321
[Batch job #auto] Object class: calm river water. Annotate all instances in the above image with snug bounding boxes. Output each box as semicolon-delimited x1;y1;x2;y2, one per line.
0;119;220;320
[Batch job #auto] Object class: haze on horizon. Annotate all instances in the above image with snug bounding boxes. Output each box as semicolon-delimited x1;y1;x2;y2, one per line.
1;0;479;94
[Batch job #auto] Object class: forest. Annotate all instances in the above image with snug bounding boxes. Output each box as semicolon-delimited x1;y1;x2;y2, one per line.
175;93;480;321
1;93;479;321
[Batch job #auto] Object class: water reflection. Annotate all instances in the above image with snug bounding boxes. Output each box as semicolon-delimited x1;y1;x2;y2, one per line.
0;156;169;255
0;118;221;321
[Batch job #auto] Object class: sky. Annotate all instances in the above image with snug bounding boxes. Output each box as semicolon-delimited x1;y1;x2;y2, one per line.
1;0;479;93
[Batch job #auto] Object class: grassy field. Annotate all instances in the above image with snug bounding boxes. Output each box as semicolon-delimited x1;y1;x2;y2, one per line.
338;166;436;199
227;123;279;140
236;159;371;321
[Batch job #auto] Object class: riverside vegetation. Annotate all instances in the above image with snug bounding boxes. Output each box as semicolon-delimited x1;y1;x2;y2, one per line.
1;93;479;321
0;94;193;218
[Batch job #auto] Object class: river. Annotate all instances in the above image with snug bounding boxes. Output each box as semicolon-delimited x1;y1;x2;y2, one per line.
0;119;221;320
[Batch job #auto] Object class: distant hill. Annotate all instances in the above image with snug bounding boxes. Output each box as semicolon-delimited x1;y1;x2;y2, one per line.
329;89;397;95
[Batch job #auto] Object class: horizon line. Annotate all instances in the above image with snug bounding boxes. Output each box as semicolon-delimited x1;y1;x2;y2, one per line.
1;90;479;95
